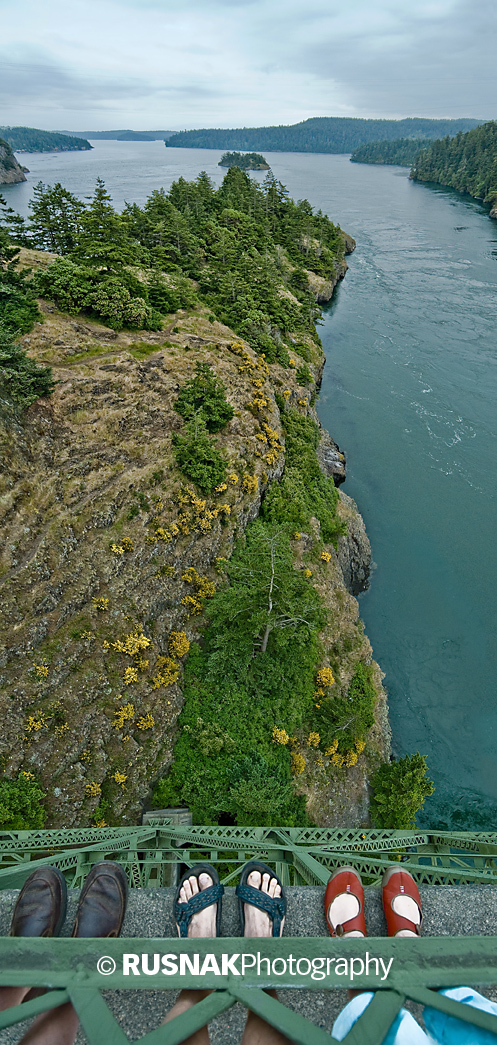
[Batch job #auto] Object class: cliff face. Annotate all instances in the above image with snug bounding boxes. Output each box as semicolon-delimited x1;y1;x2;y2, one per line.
0;138;27;184
0;253;389;828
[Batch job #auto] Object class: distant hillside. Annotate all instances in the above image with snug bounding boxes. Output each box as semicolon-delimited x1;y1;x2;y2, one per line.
411;121;497;217
166;117;482;155
60;129;174;141
351;138;429;167
219;151;270;170
0;127;91;152
0;137;27;184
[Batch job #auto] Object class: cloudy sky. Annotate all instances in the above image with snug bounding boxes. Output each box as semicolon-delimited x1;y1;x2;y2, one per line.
1;0;495;131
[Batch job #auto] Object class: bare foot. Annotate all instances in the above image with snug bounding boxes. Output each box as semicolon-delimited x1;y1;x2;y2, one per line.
176;873;216;939
244;871;285;939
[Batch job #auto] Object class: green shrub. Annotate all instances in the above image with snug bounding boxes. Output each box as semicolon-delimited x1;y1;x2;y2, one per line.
296;363;312;386
0;324;55;407
313;662;376;750
226;754;309;826
370;753;434;829
174;362;234;432
172;418;227;491
262;409;345;543
0;772;47;829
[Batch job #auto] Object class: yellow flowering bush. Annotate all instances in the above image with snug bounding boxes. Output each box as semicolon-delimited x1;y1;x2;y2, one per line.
121;537;134;551
304;568;312;578
316;667;335;688
123;667;139;686
112;629;151;658
324;739;339;757
283;389;291;399
345;750;358;767
330;752;345;768
33;664;49;678
288;358;296;368
86;781;101;797
137;713;155;730
307;732;320;748
94;819;107;828
92;597;109;612
272;726;290;745
114;703;135;729
355;739;366;754
298;398;308;407
242;474;259;495
151;656;179;689
168;632;190;658
110;543;124;555
293;532;301;540
291;751;306;776
21;770;35;781
113;771;127;788
215;482;228;493
228;473;239;485
321;551;332;562
24;712;47;735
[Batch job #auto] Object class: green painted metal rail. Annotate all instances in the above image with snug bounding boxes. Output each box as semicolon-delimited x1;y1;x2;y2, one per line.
0;827;497;1042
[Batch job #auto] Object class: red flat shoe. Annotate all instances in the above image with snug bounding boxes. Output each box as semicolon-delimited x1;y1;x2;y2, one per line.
382;867;422;937
324;866;367;937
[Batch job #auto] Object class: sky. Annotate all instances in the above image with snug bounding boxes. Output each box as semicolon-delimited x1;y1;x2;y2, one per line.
0;0;495;131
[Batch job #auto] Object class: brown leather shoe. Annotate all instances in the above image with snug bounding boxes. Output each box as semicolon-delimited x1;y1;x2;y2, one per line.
10;867;67;938
72;861;128;938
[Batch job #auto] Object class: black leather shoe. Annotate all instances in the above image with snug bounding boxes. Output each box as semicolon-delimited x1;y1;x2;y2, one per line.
72;861;128;938
10;867;67;938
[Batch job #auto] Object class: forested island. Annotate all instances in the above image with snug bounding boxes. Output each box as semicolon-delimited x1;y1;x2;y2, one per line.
166;116;481;154
0;126;92;152
351;138;428;167
411;121;497;217
60;129;173;142
0;168;433;832
219;150;270;170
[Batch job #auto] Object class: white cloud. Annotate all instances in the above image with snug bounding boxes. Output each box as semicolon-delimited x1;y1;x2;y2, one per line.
0;0;494;129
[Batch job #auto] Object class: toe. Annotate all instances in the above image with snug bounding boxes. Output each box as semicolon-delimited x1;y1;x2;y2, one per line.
261;872;270;894
247;871;262;889
269;877;281;898
189;875;200;895
182;878;193;901
179;885;188;904
198;873;213;891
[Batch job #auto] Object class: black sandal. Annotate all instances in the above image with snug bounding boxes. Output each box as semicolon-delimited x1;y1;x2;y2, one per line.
174;863;224;939
235;860;286;938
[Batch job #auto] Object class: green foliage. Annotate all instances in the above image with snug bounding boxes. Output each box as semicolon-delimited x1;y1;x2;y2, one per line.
172;417;227;491
226;754;308;826
0;324;55;407
313;662;376;750
219;151;270;170
296;363;312;385
412;122;497;207
0;126;91;152
262;410;344;543
34;258;162;331
0;772;47;830
28;182;86;254
166;117;481;155
351;139;428;167
370;753;434;829
174;362;234;432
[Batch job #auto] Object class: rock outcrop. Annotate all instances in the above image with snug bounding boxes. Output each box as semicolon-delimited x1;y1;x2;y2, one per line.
0;138;27;184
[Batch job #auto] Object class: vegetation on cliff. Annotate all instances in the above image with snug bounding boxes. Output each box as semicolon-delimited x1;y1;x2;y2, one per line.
0;126;91;152
351;138;428;167
166;117;481;155
0;167;430;831
411;121;497;211
219;151;270;170
0;138;27;185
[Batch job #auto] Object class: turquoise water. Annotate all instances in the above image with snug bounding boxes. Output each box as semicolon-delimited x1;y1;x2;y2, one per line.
4;143;497;827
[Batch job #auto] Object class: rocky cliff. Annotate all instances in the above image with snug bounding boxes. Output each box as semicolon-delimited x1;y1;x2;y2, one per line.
0;252;389;829
0;138;27;184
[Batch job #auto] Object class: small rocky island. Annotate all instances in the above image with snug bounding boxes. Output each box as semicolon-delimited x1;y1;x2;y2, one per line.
0;137;27;184
219;150;270;170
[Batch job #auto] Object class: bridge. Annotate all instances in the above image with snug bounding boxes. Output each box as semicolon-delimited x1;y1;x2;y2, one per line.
0;822;497;1043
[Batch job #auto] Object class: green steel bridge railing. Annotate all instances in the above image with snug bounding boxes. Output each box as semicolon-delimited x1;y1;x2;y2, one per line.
0;826;497;1043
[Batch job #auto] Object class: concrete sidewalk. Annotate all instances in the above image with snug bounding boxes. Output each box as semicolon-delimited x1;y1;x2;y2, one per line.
1;884;496;1043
